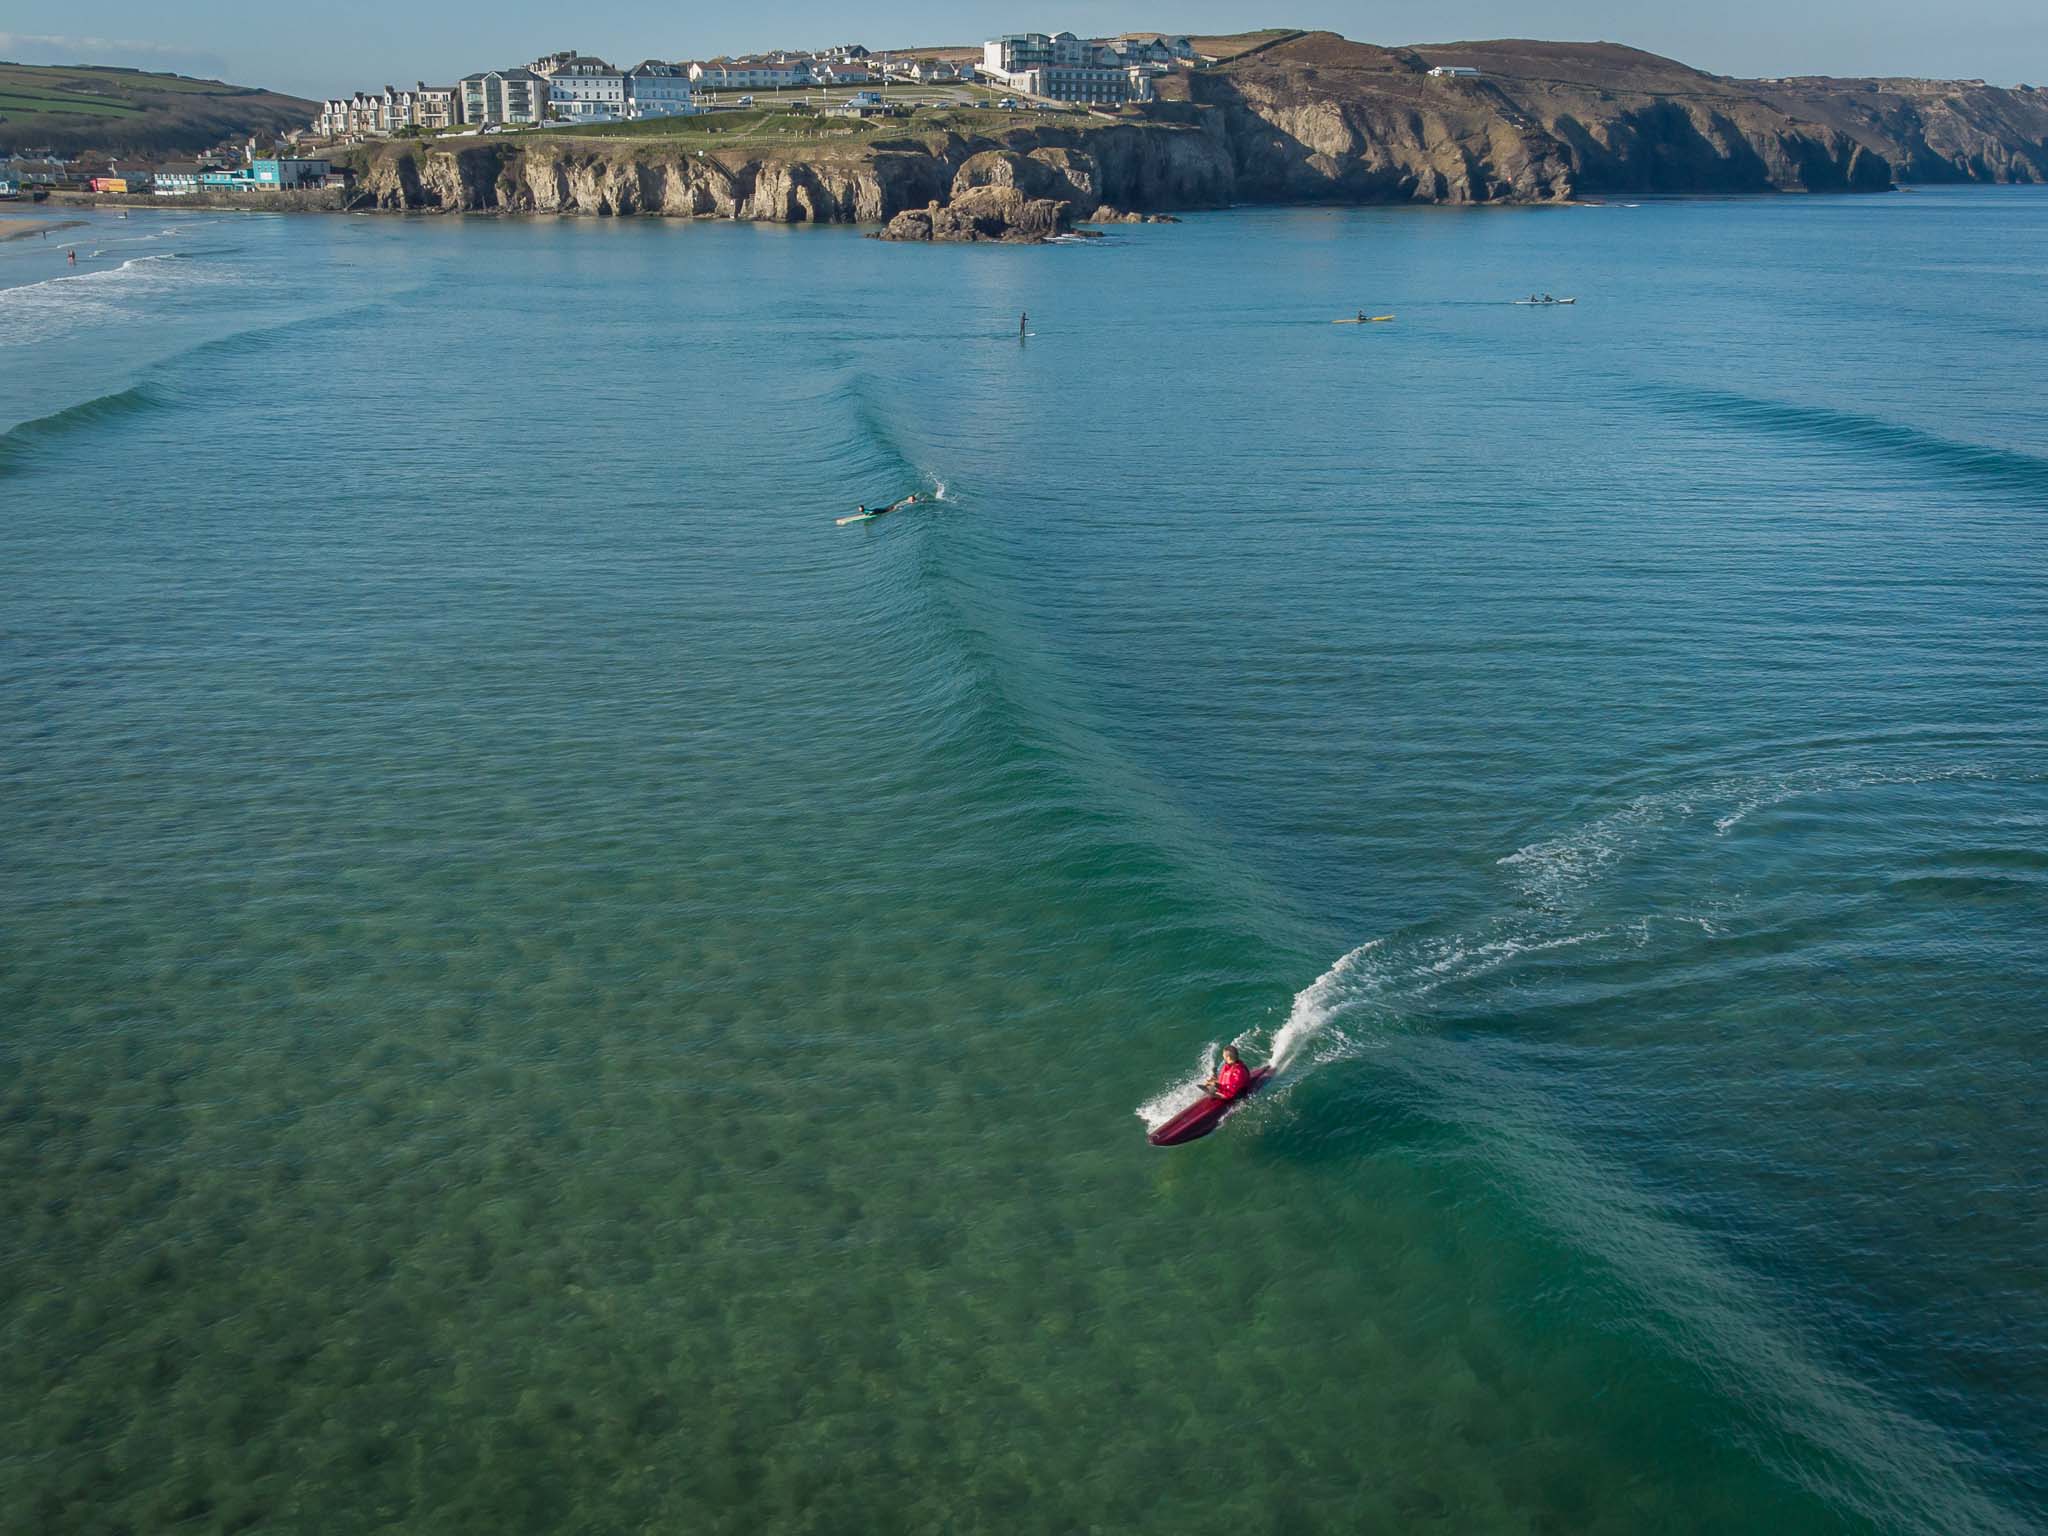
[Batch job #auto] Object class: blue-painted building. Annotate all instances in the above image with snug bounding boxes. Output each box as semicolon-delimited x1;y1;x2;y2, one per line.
198;158;335;191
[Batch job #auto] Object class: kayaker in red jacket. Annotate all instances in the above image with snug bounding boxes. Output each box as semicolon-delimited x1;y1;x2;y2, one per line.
1206;1047;1251;1100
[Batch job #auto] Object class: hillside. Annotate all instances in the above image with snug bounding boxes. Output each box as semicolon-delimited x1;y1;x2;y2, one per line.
1164;32;1892;200
0;62;315;156
1750;74;2048;183
1408;38;2048;187
121;28;2048;230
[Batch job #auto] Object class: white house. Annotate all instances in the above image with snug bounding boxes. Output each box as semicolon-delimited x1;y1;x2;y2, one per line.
825;90;891;118
1428;65;1482;78
625;62;698;118
688;59;812;90
814;60;877;86
898;58;961;83
548;56;628;120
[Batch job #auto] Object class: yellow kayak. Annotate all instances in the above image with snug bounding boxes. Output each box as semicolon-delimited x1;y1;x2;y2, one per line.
1333;315;1395;324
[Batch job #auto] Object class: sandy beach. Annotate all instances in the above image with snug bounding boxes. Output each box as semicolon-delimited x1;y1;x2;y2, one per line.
0;213;89;242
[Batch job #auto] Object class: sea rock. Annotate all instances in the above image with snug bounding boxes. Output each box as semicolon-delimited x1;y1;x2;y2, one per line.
879;188;1074;243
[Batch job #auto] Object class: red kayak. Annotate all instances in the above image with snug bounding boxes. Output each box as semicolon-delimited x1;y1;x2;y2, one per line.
1147;1068;1274;1147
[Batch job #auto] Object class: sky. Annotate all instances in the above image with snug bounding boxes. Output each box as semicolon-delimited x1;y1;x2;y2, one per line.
4;2;2044;99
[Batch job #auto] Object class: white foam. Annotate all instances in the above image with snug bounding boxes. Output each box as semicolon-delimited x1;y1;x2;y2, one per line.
1268;939;1379;1070
1135;940;1384;1131
1140;758;2017;1134
1134;1041;1222;1131
0;253;221;347
1713;763;1995;833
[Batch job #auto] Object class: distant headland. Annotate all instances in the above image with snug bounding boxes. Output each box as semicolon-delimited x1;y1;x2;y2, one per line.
6;30;2045;242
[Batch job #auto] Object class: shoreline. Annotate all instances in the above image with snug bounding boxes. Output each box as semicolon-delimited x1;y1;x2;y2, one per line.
49;181;1906;229
0;215;90;242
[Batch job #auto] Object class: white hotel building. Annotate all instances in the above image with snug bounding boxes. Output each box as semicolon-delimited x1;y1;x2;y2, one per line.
541;56;699;121
980;32;1175;105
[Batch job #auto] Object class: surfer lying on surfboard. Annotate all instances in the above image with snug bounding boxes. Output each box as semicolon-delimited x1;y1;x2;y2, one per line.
835;493;925;526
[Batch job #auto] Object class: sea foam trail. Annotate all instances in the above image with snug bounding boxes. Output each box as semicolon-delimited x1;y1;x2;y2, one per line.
1135;940;1380;1132
1135;759;2024;1136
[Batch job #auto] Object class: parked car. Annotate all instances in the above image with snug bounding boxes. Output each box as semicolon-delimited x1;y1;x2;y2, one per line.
737;95;756;106
998;97;1017;109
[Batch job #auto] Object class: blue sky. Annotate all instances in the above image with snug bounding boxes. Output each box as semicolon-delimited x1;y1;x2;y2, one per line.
4;3;2044;98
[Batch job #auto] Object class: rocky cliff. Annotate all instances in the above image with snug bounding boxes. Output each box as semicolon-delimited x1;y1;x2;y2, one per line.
340;32;2048;236
1753;75;2048;184
347;123;1232;233
1169;34;1896;201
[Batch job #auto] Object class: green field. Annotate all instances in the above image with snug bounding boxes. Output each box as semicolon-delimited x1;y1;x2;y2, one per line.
480;93;1116;154
0;61;313;155
0;90;140;117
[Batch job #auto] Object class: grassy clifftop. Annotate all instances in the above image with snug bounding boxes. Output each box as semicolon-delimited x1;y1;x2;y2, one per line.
0;61;315;156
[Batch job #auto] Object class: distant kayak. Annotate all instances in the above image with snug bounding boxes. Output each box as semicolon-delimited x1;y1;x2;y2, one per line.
1333;315;1396;324
1147;1067;1274;1146
836;493;924;527
1513;297;1577;305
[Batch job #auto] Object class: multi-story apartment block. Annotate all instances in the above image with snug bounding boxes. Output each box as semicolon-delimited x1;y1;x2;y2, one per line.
459;68;550;125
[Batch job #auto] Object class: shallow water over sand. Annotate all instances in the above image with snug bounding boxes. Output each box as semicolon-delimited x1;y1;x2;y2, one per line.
3;191;2046;1533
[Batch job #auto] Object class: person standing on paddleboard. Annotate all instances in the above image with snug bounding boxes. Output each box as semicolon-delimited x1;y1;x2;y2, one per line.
1203;1047;1251;1100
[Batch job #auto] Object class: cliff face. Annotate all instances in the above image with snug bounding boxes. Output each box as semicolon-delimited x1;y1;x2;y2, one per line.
355;142;946;221
342;34;2048;232
1181;34;1894;201
1169;36;1579;202
1755;77;2048;184
350;125;1232;229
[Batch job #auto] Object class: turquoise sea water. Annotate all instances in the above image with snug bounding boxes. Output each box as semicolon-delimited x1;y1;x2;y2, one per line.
3;190;2046;1533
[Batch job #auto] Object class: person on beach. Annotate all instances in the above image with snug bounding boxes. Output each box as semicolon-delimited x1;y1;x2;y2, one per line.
1203;1047;1251;1100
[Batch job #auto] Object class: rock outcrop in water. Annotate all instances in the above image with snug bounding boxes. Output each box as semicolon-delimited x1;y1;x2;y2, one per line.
338;32;2048;235
877;187;1077;243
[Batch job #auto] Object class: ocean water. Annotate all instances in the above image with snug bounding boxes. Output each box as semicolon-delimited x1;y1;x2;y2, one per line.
2;190;2045;1534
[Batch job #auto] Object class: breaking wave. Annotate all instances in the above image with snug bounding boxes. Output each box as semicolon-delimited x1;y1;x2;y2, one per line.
1137;758;2022;1133
0;251;224;348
